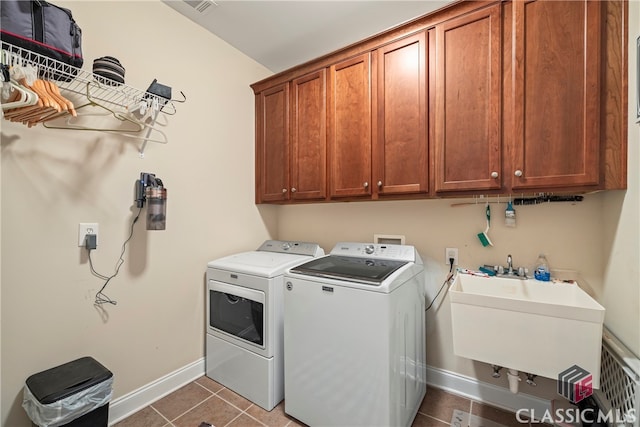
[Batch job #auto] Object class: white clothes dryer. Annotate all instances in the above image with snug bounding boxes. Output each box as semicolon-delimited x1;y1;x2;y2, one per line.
283;242;426;426
206;240;324;411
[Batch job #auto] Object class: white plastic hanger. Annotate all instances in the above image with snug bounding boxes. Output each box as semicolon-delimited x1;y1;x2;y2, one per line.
1;79;39;111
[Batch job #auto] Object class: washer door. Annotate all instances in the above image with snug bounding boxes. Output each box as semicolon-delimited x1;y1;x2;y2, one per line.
208;280;265;350
290;256;407;285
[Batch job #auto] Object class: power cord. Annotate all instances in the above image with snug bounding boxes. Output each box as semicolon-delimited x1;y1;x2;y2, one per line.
426;257;455;311
86;207;142;305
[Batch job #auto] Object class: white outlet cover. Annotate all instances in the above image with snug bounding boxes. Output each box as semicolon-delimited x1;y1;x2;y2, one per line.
445;247;459;265
78;223;99;247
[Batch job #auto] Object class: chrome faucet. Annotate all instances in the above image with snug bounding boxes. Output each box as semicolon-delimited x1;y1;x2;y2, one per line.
506;254;515;275
500;254;526;278
486;255;528;278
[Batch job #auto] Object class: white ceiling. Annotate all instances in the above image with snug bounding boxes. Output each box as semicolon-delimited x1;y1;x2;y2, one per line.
162;0;452;73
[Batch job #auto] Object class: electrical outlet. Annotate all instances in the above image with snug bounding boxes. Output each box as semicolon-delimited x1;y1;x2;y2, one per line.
445;247;458;266
78;223;99;247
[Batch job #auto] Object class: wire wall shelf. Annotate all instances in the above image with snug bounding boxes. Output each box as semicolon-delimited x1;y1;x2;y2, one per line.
1;41;178;115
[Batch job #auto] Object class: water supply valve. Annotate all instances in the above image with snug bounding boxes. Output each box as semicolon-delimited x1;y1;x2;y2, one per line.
491;365;502;378
526;373;537;386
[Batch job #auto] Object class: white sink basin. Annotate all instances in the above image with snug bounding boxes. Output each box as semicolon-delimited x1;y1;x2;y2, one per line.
449;273;605;387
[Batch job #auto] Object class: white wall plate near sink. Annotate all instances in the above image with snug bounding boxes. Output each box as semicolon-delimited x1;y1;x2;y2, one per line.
449;273;605;388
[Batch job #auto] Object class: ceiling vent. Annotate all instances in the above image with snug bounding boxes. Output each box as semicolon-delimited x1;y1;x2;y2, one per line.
183;0;217;15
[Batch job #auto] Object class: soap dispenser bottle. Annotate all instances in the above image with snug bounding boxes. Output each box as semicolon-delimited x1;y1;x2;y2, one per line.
534;254;551;281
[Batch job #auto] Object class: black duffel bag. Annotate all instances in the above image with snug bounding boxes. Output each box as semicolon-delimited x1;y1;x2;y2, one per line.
1;0;83;80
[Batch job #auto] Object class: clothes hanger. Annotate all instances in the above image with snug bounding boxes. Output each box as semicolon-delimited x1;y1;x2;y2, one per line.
1;67;39;111
0;52;76;126
1;62;63;126
1;81;38;111
41;82;167;143
42;105;145;132
6;78;59;126
45;80;76;116
2;81;56;125
26;80;78;125
104;124;168;145
43;82;144;131
43;105;168;144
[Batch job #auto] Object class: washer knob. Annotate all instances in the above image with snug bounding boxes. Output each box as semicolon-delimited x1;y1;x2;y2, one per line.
365;244;375;254
282;242;291;251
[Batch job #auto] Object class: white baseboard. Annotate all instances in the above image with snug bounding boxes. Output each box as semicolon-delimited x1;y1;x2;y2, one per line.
426;365;552;415
106;360;549;425
108;358;205;425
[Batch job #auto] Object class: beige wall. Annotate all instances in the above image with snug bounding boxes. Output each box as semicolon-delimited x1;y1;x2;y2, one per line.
1;2;275;426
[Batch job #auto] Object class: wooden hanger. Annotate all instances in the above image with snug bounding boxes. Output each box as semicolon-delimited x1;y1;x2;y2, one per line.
45;81;76;117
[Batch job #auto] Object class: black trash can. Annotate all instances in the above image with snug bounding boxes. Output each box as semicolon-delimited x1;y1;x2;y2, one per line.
22;357;113;427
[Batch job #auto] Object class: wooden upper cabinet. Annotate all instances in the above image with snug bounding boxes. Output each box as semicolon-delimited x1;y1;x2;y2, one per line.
434;4;502;193
252;0;625;204
328;53;373;198
291;70;327;200
374;32;428;197
256;83;290;203
510;0;601;190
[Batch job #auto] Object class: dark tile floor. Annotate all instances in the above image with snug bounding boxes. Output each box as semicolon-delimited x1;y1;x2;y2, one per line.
114;375;527;427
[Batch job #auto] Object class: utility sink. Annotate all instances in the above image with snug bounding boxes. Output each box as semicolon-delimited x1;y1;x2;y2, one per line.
449;273;605;387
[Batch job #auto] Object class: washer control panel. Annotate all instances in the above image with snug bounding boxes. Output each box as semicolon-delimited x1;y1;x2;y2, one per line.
257;240;323;256
329;242;416;261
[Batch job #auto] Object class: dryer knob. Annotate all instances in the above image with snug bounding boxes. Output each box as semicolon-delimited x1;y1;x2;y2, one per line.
365;244;375;254
282;242;291;251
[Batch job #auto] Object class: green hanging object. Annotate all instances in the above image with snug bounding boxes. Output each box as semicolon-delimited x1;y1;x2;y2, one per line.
477;204;493;247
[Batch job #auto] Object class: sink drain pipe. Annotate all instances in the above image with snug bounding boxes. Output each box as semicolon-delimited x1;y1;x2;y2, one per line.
507;369;521;393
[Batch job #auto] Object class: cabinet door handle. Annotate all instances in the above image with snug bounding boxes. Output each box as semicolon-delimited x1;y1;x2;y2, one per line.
491;172;498;179
291;187;297;193
377;181;383;187
364;182;369;188
282;188;288;193
514;170;523;177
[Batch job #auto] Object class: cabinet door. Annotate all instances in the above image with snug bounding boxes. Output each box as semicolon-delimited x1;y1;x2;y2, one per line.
256;83;290;202
434;4;502;193
291;70;327;200
510;0;601;190
328;53;372;198
374;32;428;196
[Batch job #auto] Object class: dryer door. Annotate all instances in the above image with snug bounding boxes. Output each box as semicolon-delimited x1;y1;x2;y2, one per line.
208;280;266;351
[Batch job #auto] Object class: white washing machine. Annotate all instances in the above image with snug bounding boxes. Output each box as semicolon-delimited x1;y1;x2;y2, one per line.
283;242;426;427
206;240;324;411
